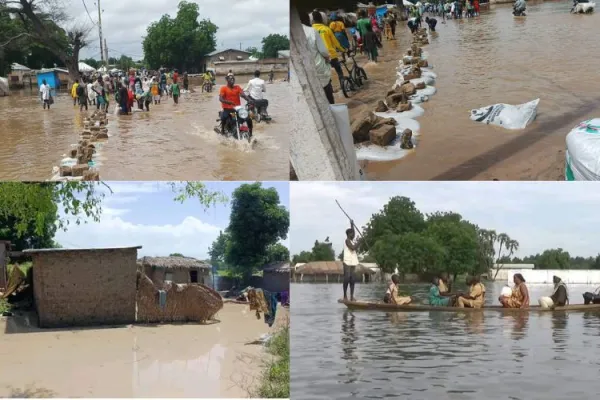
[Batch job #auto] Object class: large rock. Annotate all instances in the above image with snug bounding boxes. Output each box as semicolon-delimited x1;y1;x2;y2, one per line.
375;100;388;112
401;129;414;149
83;169;100;181
370;125;396;146
415;82;426;90
417;60;428;68
401;82;417;96
71;164;90;177
397;102;413;112
386;92;407;109
351;113;375;143
59;166;72;177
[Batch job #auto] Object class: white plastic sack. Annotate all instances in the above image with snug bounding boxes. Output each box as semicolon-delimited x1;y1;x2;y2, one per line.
574;2;595;12
60;157;77;167
408;86;437;104
470;98;539;130
501;286;512;297
565;119;600;180
356;117;420;162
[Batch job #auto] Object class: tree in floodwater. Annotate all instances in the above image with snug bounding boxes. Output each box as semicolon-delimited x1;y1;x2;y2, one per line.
142;1;217;71
206;183;289;282
0;0;92;82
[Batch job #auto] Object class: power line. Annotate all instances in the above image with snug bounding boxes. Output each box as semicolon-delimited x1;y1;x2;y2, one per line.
81;0;97;26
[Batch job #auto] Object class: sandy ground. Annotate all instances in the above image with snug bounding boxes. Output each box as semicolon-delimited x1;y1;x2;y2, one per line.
0;303;288;398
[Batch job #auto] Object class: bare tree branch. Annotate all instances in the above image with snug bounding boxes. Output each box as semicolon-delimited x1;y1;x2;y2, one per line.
0;32;31;47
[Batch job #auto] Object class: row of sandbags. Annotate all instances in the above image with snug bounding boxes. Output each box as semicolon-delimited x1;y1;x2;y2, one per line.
51;111;106;181
354;28;437;162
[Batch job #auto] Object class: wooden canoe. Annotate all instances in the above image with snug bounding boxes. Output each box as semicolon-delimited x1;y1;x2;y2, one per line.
338;299;600;313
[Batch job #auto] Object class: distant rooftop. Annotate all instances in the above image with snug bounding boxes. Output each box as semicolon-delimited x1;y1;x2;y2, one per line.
207;48;251;56
24;246;142;254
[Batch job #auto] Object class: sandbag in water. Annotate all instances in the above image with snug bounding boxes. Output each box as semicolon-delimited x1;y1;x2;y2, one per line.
356;117;420;162
376;104;425;120
470;98;539;130
565;119;600;180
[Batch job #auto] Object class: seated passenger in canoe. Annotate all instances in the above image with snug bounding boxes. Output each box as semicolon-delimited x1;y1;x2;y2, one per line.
383;274;412;305
456;275;486;308
429;277;453;307
539;275;568;309
438;272;453;295
499;273;530;308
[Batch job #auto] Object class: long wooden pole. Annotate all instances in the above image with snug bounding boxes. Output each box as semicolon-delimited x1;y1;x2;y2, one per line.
335;200;370;250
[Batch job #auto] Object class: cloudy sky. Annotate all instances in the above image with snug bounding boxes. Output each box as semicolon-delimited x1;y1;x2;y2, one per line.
66;0;289;60
54;181;290;259
290;182;600;259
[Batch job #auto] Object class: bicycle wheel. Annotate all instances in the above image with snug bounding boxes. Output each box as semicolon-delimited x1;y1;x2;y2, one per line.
358;67;368;83
341;77;351;98
351;68;363;87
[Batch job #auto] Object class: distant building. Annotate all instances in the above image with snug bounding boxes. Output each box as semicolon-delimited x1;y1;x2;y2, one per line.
8;63;34;88
138;256;211;286
207;49;252;65
261;261;291;293
490;263;535;281
277;50;290;58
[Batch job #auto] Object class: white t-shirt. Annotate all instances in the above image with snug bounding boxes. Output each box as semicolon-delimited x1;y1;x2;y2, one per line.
245;78;266;100
302;25;332;87
39;84;51;100
343;238;359;266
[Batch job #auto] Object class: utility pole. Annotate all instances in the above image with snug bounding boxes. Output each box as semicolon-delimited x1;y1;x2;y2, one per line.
97;0;105;66
104;38;108;66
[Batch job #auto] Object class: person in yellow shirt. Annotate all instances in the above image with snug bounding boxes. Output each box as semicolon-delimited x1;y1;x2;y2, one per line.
311;11;346;83
71;81;79;106
457;276;486;308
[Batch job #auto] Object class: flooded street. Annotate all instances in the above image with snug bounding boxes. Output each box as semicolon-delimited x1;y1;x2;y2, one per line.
292;282;600;399
0;75;289;181
0;303;287;398
344;1;600;180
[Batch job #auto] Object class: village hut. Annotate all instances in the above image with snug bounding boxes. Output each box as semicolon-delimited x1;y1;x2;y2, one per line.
139;256;211;286
293;261;375;283
24;246;142;328
262;261;291;293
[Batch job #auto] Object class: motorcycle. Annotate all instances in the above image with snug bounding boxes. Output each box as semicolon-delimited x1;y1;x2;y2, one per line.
202;80;212;93
245;98;271;123
215;105;252;142
513;0;527;15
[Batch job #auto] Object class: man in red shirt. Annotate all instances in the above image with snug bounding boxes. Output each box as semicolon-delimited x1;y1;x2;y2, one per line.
218;75;253;136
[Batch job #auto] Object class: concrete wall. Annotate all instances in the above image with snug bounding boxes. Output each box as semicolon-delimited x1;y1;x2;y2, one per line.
209;50;251;64
143;266;210;286
213;59;289;76
32;248;138;328
507;269;600;284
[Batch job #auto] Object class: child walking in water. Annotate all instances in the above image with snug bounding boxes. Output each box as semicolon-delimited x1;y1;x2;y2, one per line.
362;24;382;62
171;81;180;104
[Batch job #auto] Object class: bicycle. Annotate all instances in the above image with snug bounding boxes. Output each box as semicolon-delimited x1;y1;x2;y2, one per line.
339;50;369;98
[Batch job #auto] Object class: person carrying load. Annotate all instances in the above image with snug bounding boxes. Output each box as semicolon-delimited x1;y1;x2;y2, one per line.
539;276;568;308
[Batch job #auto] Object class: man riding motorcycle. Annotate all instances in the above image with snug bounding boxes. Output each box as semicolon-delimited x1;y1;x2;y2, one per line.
202;71;213;92
244;70;269;121
219;75;254;137
513;0;526;15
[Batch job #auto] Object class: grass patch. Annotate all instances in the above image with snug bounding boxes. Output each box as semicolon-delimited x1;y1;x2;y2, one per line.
254;324;290;398
0;298;11;314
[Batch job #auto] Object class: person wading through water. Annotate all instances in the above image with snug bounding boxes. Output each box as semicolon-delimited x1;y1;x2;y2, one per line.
343;220;359;302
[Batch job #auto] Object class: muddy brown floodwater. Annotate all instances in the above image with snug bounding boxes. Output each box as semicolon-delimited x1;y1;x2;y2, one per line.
0;303;288;398
341;1;600;181
0;74;289;181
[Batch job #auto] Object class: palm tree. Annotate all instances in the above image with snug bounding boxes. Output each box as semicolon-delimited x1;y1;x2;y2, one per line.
492;234;516;280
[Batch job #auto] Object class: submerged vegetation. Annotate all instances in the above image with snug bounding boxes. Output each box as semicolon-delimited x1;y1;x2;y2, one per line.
254;322;290;398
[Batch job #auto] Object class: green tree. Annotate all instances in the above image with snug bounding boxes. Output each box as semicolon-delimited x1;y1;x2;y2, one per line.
310;240;335;261
142;1;218;70
370;232;446;275
80;58;100;69
169;253;185;257
208;231;230;269
292;251;313;264
1;0;90;82
224;183;289;281
117;55;134;71
245;46;263;59
536;248;571;269
593;254;600;269
261;34;289;58
265;243;290;264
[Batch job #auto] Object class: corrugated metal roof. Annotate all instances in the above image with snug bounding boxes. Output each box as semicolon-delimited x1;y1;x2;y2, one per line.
11;63;31;71
207;48;251;57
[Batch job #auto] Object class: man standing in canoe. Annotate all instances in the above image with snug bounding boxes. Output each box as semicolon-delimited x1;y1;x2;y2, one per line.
538;276;568;309
343;221;360;302
456;276;486;308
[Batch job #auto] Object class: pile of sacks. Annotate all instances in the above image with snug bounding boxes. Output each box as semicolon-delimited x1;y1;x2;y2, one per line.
352;28;436;152
53;110;108;181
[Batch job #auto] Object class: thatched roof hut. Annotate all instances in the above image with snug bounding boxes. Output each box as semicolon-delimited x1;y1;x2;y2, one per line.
139;256;211;285
138;256;211;270
295;261;374;276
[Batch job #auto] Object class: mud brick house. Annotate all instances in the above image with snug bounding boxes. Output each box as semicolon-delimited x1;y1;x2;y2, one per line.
138;256;211;286
262;261;291;293
24;246;141;328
